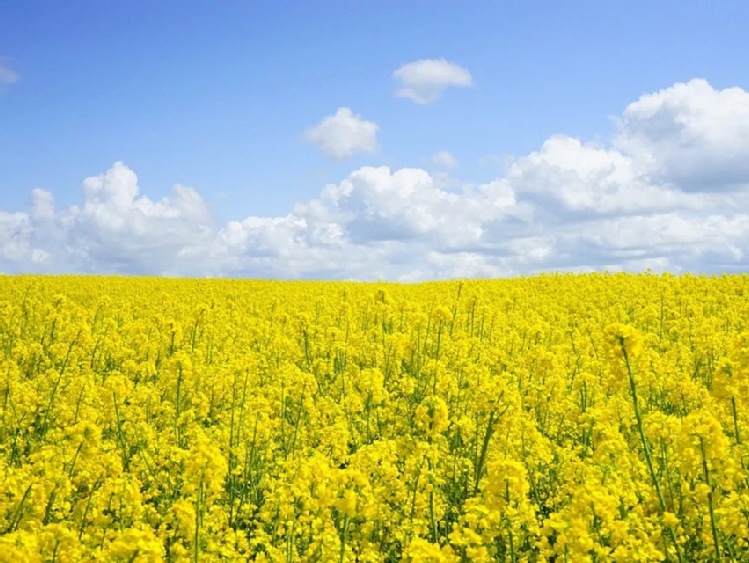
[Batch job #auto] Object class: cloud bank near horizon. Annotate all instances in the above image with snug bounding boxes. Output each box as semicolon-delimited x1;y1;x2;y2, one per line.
3;79;749;280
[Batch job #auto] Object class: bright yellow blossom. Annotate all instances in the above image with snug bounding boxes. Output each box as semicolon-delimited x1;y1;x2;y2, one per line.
0;273;746;560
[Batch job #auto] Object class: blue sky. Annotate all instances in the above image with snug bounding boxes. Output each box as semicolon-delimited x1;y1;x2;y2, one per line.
2;1;749;279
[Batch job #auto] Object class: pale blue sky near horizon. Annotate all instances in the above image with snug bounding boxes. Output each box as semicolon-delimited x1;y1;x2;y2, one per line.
2;1;749;279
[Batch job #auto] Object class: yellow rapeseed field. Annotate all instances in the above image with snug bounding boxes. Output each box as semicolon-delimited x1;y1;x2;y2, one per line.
0;274;747;562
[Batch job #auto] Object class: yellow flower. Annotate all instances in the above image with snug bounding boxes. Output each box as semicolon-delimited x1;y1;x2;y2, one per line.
415;395;449;438
604;323;644;360
662;512;680;527
1;274;747;561
338;490;358;517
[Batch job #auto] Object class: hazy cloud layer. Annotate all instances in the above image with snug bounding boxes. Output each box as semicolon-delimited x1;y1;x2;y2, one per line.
303;107;379;160
3;79;749;279
393;59;474;104
432;150;459;169
0;58;19;90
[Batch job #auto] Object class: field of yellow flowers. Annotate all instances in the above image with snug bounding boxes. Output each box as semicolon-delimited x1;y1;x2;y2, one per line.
0;274;747;562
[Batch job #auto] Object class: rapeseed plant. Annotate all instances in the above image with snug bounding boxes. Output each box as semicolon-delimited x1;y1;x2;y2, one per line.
0;274;747;560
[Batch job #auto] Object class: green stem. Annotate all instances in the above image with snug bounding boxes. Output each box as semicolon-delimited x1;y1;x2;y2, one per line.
112;392;130;472
4;483;33;533
731;396;741;445
193;478;203;563
699;437;722;562
427;457;438;543
620;341;683;563
407;455;426;542
338;515;350;563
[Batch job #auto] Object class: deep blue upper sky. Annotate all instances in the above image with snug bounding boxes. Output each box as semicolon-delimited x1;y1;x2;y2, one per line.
2;1;749;278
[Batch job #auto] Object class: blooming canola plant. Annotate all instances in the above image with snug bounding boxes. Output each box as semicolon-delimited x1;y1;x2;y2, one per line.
0;274;747;561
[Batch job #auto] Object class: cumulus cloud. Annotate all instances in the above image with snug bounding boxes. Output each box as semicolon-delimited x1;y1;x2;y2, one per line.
615;79;749;190
304;107;379;160
393;59;474;104
305;165;524;247
3;78;749;279
0;58;19;90
432;150;459;169
504;135;710;216
1;162;214;275
0;211;33;263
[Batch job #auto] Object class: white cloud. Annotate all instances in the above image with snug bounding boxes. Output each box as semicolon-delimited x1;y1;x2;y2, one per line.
0;162;214;274
0;211;33;263
304;107;379;160
305;165;525;249
0;59;19;90
69;164;213;273
31;189;55;220
505;135;710;215
422;251;504;280
432;150;459;169
4;79;749;279
393;59;474;104
615;78;749;189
